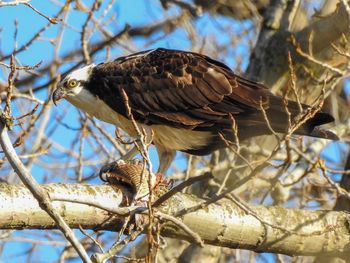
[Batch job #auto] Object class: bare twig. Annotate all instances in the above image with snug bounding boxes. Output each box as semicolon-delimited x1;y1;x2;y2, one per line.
0;0;30;6
0;1;71;62
287;52;303;112
119;87;158;261
91;228;145;263
0;115;92;263
160;0;202;17
23;2;60;24
78;226;104;254
153;173;212;207
81;0;101;64
291;35;345;76
4;55;15;119
155;211;204;247
50;194;143;216
0;60;42;70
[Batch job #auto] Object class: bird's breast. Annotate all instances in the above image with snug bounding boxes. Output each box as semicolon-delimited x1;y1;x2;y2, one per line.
66;89;212;151
66;89;138;134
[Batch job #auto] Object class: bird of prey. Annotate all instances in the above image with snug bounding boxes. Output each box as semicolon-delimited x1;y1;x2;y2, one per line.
53;48;337;173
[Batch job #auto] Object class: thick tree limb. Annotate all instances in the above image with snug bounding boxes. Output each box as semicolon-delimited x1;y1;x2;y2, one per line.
0;184;123;230
0;183;349;257
246;1;350;91
316;146;350;262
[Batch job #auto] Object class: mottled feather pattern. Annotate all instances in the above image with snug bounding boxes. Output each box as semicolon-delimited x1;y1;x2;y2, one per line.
88;49;255;128
85;48;336;154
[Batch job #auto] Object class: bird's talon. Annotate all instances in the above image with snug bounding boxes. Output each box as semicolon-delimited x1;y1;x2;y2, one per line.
98;159;137;183
99;168;109;182
116;159;126;165
99;162;116;182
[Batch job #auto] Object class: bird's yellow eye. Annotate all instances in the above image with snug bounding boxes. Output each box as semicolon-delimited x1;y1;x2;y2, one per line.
67;79;78;88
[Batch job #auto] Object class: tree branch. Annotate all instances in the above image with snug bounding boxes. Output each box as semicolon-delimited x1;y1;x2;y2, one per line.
0;183;349;257
0;0;30;7
246;1;350;92
0;117;92;263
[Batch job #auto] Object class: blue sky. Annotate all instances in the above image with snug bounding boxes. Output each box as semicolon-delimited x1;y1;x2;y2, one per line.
0;1;343;262
0;1;231;262
0;0;255;180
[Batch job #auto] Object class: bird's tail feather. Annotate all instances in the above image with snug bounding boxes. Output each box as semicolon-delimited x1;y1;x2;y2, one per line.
293;111;338;140
307;127;339;140
266;97;338;140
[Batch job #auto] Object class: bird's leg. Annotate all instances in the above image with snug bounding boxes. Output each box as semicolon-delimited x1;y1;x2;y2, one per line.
156;145;176;175
120;145;140;161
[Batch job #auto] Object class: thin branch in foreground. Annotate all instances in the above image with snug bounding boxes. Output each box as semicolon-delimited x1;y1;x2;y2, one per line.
155;211;204;247
78;226;104;254
81;0;101;64
4;55;15;119
0;60;42;70
287;52;303;112
23;2;60;24
119;87;160;261
0;0;30;6
0;1;70;62
0;115;92;263
153;173;212;207
291;34;345;76
91;227;145;263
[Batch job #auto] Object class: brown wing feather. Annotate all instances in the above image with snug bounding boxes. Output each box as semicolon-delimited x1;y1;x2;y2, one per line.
86;48;335;141
89;49;256;128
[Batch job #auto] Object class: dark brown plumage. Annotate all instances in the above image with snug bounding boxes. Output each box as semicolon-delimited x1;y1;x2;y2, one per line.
53;48;337;173
85;48;336;155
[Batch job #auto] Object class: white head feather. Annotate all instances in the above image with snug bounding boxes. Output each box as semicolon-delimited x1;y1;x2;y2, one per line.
62;64;96;95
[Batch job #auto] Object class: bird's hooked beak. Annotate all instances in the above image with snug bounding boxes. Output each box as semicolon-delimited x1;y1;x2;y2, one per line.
52;82;66;106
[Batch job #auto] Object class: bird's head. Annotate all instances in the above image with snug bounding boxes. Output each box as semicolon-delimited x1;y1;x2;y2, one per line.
52;64;95;105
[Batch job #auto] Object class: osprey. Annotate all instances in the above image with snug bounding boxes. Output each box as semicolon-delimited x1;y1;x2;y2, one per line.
53;48;337;173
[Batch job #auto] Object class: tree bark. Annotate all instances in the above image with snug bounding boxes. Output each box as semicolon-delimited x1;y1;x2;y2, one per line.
246;0;350;97
0;183;349;257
